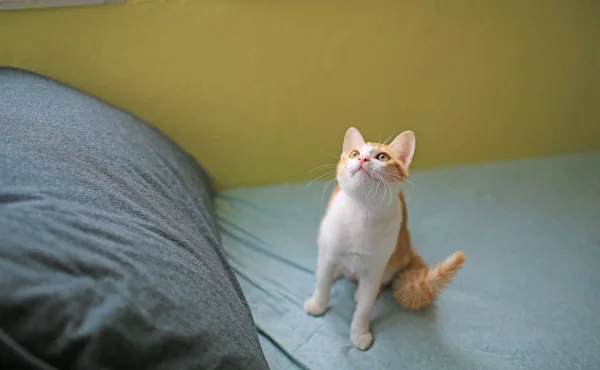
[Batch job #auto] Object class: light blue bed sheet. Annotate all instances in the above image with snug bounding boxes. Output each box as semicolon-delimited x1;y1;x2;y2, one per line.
215;152;600;370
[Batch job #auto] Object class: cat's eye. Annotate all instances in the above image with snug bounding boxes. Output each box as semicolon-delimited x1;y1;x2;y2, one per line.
376;153;390;162
349;150;360;158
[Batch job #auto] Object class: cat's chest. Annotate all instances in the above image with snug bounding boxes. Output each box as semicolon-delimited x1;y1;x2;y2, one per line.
319;193;401;254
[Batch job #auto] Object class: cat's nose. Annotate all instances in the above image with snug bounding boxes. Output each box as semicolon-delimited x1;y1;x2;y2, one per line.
358;157;370;166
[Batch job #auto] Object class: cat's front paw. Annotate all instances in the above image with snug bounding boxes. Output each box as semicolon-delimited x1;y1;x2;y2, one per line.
351;331;374;351
303;297;327;316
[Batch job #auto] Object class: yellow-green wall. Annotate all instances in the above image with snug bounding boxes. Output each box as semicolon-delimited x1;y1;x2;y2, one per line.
1;1;599;188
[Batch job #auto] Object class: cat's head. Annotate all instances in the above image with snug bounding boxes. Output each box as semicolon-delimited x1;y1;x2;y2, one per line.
337;127;415;198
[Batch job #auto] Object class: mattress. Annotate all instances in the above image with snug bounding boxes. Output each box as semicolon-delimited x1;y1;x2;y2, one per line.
216;151;600;370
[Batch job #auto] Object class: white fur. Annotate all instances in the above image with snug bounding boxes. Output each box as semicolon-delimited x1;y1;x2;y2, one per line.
304;129;415;351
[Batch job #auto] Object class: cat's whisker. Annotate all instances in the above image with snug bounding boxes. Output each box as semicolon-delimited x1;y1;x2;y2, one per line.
363;177;370;201
375;175;385;202
372;177;383;201
371;169;395;182
383;131;400;145
321;178;337;200
309;164;338;173
365;176;377;202
379;172;416;188
305;171;336;188
382;172;404;181
369;183;377;202
395;176;416;188
373;171;394;204
370;170;395;205
384;171;415;187
375;172;389;203
381;175;393;206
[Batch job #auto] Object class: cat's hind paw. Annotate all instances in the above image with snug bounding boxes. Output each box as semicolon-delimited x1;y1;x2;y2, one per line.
303;297;327;316
351;331;374;351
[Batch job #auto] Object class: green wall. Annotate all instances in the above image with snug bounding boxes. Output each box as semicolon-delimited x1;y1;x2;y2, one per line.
1;0;599;188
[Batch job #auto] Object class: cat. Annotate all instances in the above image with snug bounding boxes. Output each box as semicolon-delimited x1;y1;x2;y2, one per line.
303;127;466;351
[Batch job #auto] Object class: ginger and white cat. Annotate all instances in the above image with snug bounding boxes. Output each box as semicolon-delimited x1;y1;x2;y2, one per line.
304;127;465;351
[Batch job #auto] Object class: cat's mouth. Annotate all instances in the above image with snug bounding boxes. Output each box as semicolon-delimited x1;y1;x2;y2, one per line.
353;167;373;179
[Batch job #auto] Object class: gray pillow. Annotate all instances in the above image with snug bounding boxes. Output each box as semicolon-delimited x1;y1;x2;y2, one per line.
0;68;269;370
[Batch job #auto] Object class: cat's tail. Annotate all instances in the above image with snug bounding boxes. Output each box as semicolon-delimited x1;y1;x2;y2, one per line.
392;250;466;310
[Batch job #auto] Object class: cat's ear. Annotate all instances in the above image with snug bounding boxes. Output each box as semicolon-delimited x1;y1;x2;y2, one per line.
390;130;416;168
343;127;365;153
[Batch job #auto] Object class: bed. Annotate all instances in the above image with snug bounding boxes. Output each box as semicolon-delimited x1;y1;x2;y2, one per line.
216;151;600;369
2;67;599;370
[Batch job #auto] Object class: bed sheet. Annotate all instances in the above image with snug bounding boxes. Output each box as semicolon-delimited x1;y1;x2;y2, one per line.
216;151;600;370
